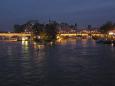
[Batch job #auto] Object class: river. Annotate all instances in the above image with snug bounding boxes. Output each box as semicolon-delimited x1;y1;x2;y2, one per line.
0;39;115;86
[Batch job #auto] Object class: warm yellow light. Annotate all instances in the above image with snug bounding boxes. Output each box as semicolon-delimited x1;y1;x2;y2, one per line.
25;41;28;46
22;37;28;41
22;41;28;46
109;32;114;35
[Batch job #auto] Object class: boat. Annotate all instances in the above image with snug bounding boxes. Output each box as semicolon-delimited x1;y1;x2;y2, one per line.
96;39;105;43
112;40;115;45
96;39;112;44
103;40;112;44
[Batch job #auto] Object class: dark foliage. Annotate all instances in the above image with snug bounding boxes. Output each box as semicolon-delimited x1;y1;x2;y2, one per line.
100;21;115;33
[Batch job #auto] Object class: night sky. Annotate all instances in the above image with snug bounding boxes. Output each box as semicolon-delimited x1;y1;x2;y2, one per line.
0;0;115;31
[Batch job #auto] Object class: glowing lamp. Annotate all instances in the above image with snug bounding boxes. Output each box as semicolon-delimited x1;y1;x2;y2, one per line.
109;32;114;35
22;37;28;41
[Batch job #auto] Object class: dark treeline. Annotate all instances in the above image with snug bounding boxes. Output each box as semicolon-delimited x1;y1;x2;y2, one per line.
14;20;58;43
14;21;77;33
14;20;77;43
13;20;115;43
100;21;115;33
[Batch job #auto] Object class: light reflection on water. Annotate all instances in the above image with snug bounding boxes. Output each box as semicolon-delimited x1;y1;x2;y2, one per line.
7;46;12;56
0;39;115;86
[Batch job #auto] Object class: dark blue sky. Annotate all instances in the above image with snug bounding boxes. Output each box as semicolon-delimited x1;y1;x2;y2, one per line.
0;0;115;31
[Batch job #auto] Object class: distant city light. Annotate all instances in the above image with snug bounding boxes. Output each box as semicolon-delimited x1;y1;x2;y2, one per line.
22;37;28;41
109;32;114;35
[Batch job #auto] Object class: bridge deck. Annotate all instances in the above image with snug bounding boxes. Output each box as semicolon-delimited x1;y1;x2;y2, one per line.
0;33;31;37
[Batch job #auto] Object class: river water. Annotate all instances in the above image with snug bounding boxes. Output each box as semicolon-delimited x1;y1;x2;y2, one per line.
0;39;115;86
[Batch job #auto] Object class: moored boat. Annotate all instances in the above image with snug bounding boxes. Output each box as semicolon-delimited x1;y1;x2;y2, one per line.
112;40;115;45
96;39;112;44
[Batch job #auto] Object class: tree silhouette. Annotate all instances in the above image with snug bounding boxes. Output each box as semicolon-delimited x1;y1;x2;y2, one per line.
100;21;115;33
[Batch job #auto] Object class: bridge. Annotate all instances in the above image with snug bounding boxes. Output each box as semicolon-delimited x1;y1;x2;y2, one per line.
57;33;104;39
0;33;31;41
0;33;31;37
0;32;105;42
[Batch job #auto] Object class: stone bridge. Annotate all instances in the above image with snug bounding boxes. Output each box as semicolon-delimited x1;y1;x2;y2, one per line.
0;33;31;41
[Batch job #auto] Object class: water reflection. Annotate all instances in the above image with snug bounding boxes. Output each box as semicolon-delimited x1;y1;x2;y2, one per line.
32;42;45;50
1;40;115;86
7;46;12;56
30;42;47;66
21;41;29;58
92;40;96;47
22;41;29;46
57;38;77;46
81;39;88;48
22;41;29;52
21;41;48;86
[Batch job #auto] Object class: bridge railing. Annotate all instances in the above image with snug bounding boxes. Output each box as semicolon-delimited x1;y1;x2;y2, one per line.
0;33;31;37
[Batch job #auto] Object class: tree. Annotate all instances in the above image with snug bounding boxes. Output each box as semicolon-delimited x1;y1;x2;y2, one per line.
45;22;58;42
75;23;78;30
88;25;92;30
100;21;115;33
14;20;58;43
14;24;25;33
